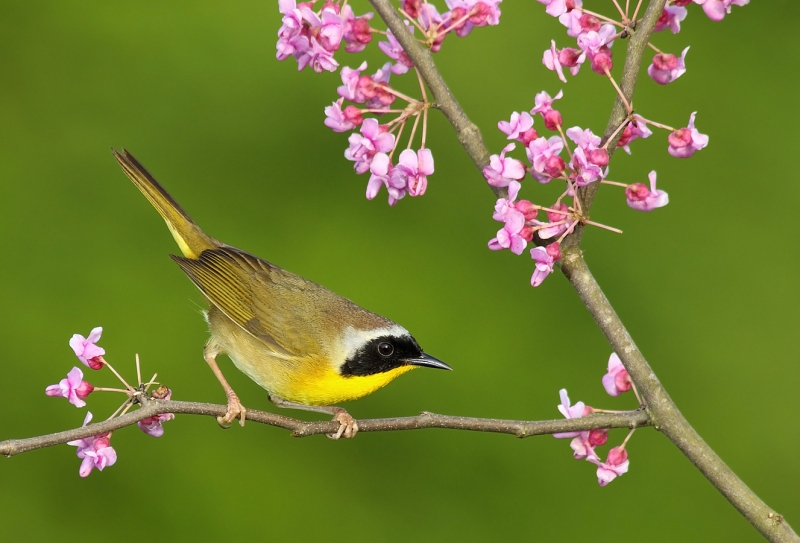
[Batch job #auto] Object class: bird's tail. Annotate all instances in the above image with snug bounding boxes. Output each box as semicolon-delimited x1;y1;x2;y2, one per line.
113;149;218;259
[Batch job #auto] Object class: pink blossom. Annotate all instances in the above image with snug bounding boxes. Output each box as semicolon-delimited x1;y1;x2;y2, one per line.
359;63;396;111
559;8;601;39
570;146;606;186
345;118;396;174
694;0;749;22
602;353;633;396
498;112;534;142
537;203;574;240
378;27;415;75
668;112;709;158
316;6;345;51
535;0;575;17
341;6;373;52
483;143;527;188
391;149;434;197
588;446;629;486
366;153;406;205
576;24;616;54
492;181;537;223
488;210;529;255
617;118;652;154
67;412;117;477
526;136;564;175
530;89;563;116
443;0;502;38
70;327;105;370
530;242;562;287
626;171;669;212
337;62;368;103
655;5;688;33
138;389;175;438
324;98;363;132
565;126;601;152
295;37;338;73
543;41;585;83
45;367;94;408
553;388;589;438
648;47;689;85
570;429;607;460
277;0;304;42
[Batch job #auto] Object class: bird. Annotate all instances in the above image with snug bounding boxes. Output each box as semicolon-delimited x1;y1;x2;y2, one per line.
113;150;451;439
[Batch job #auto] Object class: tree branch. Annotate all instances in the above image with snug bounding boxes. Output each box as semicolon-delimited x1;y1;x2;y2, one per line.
366;0;799;541
0;398;650;457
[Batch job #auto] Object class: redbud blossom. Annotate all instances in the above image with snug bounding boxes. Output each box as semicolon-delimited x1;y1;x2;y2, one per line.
626;171;669;212
45;367;94;408
536;0;574;18
694;0;749;22
527;136;564;178
553;388;588;438
588;446;629;486
530;89;563;116
70;327;105;370
668;112;709;158
379;27;415;75
337;62;368;103
341;7;373;53
324;98;362;132
67;412;117;477
536;203;570;239
391;149;434;197
570;147;606;186
602;353;633;396
655;5;688;34
617;119;652;154
442;0;502;38
648;47;689;85
498;112;534;142
345;118;395;174
366;153;407;206
138;388;175;438
483;143;527;187
530;242;561;287
488;185;530;255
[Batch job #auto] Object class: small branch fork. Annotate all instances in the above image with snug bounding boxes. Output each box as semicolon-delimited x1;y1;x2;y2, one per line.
0;399;650;457
366;0;798;541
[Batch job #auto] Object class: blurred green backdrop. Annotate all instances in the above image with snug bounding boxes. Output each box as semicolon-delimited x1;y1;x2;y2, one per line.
1;1;797;541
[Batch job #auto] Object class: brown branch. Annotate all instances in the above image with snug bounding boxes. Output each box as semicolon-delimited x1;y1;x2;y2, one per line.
0;398;650;457
366;0;799;541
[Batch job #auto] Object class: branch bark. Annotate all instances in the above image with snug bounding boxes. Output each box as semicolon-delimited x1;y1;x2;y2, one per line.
0;398;649;457
366;0;799;541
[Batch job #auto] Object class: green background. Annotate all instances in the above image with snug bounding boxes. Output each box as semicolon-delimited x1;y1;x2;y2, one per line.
1;1;796;541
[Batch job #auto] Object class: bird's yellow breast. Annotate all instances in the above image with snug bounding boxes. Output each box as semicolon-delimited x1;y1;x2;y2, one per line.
281;360;416;406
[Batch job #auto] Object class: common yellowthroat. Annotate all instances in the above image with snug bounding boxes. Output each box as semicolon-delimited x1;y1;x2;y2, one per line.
113;150;450;439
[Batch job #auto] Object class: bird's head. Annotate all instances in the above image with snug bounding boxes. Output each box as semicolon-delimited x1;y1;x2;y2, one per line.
338;325;451;377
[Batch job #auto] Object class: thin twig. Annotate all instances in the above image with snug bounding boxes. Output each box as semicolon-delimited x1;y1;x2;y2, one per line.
0;400;651;457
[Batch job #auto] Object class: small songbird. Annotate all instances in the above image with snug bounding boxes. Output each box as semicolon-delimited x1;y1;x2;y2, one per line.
113;150;450;439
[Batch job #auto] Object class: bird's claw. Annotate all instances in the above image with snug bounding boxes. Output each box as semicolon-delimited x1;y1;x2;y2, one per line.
217;390;246;428
327;409;358;440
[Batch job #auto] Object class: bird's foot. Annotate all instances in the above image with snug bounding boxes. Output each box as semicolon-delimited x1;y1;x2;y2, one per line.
217;390;246;428
327;408;358;440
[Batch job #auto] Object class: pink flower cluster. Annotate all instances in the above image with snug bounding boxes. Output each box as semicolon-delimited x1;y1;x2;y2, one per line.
46;327;176;476
67;412;117;478
536;0;748;87
553;352;639;486
325;62;435;206
276;0;374;73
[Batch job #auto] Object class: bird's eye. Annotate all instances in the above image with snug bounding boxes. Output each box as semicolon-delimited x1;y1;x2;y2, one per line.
378;342;394;357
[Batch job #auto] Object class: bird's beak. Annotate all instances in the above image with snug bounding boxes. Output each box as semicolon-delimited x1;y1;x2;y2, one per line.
407;353;452;371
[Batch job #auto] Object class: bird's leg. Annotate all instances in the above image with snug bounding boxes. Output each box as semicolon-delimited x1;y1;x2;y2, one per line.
268;393;358;440
204;342;246;428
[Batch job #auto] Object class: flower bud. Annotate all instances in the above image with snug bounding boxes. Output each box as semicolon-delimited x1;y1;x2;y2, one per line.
86;356;104;370
545;241;562;261
543;110;562;131
519;127;539;147
579;13;601;32
588;428;609;447
515;199;538;221
586;148;609;167
544;155;566;177
75;381;95;400
590;46;613;74
402;0;421;17
519;226;534;242
607;446;628;466
625;183;650;203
